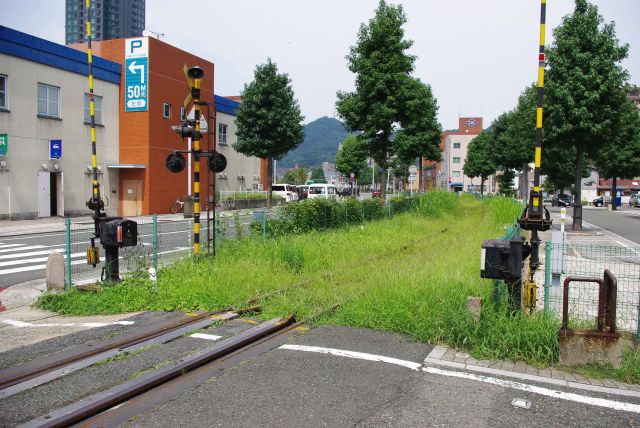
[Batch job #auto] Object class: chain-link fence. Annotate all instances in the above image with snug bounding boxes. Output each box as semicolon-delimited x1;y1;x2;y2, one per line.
544;241;640;333
65;215;193;286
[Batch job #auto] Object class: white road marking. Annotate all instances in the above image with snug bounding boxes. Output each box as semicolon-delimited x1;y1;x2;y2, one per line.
279;344;422;371
0;244;37;253
1;319;134;328
190;333;222;341
0;252;84;268
0;257;103;276
0;249;67;260
423;366;640;414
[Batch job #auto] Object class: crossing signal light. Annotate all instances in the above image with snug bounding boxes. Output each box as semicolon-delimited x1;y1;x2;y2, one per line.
208;152;227;173
166;151;186;173
187;66;204;80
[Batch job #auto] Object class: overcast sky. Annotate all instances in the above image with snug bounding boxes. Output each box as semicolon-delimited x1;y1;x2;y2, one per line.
1;1;638;129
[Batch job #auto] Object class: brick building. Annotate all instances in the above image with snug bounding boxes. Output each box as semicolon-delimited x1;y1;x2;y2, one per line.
71;36;215;216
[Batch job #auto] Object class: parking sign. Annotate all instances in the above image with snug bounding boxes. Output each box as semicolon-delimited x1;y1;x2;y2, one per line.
125;38;148;112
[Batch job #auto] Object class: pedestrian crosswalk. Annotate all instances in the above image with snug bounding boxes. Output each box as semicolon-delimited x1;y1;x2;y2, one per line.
0;242;86;277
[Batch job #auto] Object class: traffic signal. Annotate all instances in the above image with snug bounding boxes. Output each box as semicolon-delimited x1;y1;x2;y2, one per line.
166;151;186;173
208;152;227;173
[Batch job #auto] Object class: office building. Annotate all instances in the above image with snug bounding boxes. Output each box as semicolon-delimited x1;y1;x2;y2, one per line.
65;0;145;45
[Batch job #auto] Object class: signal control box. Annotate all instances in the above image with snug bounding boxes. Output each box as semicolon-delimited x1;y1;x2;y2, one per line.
480;238;525;281
100;218;138;248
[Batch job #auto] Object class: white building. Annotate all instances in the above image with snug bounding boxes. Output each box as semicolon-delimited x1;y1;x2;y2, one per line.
214;95;262;193
0;26;121;219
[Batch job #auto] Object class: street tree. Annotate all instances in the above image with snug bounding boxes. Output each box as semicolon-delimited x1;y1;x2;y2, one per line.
541;144;583;194
283;167;307;185
311;166;325;181
394;78;442;192
335;135;368;193
594;96;640;209
336;0;417;198
463;131;495;196
234;59;304;208
488;85;537;198
545;0;630;230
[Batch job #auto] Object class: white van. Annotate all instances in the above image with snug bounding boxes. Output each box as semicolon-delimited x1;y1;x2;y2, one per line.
271;184;299;202
307;183;339;199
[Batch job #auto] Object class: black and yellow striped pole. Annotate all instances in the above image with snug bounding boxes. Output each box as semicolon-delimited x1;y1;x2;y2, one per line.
85;0;103;266
529;0;547;271
518;0;551;305
192;71;203;255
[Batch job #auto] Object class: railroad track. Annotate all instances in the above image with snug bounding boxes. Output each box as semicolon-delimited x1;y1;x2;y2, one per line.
3;236;431;426
2;312;303;428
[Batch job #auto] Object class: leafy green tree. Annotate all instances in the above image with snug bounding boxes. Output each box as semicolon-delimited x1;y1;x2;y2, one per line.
545;0;630;229
463;131;496;196
541;145;582;193
336;0;417;198
335;135;368;187
394;78;442;192
488;85;537;198
496;169;516;197
594;96;640;209
234;59;304;208
311;166;325;181
283;167;307;185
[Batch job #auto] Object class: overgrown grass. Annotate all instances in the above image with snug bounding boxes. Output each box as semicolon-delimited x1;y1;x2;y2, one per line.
39;191;562;366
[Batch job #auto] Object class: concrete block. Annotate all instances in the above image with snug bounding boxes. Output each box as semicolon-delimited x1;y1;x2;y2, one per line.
559;333;633;368
46;251;65;291
466;296;482;322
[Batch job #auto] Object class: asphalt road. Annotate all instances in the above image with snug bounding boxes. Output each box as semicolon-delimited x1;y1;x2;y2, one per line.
3;318;638;427
549;205;640;245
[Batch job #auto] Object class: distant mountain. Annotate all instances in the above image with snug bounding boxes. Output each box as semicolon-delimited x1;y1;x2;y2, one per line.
279;117;351;168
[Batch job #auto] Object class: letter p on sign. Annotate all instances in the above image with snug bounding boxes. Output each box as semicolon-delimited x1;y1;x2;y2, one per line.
130;39;143;53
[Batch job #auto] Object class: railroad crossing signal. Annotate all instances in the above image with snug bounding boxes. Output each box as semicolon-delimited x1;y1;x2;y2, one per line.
165;65;226;255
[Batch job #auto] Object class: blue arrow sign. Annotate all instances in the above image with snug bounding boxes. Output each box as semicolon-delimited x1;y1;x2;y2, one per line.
125;38;149;112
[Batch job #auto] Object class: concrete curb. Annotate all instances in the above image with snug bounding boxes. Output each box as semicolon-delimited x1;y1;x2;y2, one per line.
424;345;640;399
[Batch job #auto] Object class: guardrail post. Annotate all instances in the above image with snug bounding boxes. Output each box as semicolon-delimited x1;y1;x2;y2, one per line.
65;217;71;289
152;214;158;270
544;240;551;314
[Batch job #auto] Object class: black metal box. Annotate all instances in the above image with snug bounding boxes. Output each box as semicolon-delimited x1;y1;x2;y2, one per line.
481;238;523;281
100;219;138;248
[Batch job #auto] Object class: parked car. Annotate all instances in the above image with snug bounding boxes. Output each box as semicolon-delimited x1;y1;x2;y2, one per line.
551;194;572;207
372;189;382;198
271;184;299;202
592;195;611;207
630;194;639;208
338;186;359;197
307;183;339;199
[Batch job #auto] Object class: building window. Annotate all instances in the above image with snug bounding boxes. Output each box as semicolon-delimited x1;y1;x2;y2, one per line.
452;171;461;178
84;93;103;124
180;106;186;121
163;103;171;119
0;75;7;109
453;143;461;149
218;123;228;145
452;157;461;163
37;83;60;117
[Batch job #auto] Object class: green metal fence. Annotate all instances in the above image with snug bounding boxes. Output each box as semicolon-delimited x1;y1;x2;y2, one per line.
544;241;640;333
65;214;193;287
